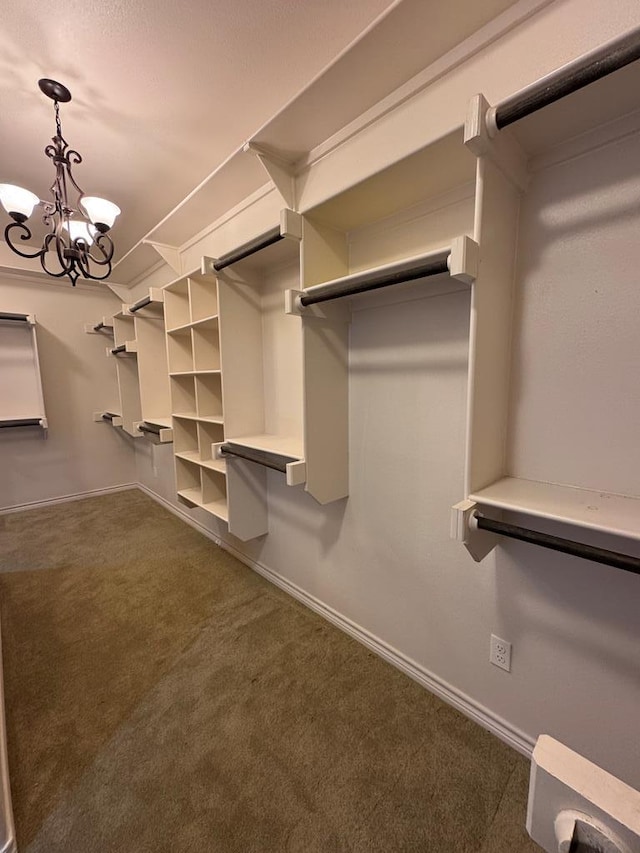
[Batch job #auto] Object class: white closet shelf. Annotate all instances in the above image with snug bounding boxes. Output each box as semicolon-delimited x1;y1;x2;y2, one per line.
177;488;229;522
169;370;221;378
292;236;478;312
144;417;172;429
225;433;304;460
175;450;226;473
173;413;223;425
469;477;640;543
166;315;219;335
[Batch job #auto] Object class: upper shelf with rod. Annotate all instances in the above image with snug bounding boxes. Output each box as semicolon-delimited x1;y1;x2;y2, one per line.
453;24;640;570
0;312;48;436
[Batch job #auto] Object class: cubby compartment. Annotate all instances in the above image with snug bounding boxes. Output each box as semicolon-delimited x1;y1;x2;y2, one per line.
173;417;199;461
192;321;220;371
198;421;225;471
201;468;228;521
167;329;194;374
170;374;197;418
164;278;190;331
175;456;201;506
195;373;223;421
189;276;218;324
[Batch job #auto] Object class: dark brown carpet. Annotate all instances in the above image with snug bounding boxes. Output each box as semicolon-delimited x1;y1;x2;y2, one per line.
0;490;539;852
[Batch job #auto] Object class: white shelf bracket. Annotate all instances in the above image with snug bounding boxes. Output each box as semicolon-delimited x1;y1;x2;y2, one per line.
448;236;479;285
244;142;297;210
286;460;306;487
142;240;182;274
450;499;500;562
465;94;530;193
280;208;302;241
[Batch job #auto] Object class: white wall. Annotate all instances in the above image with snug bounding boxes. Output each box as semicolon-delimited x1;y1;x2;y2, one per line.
138;0;640;792
0;275;136;509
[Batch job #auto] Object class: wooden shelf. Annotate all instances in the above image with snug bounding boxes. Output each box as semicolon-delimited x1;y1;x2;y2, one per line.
470;478;640;542
170;370;221;377
202;499;229;522
167;315;219;335
226;433;304;461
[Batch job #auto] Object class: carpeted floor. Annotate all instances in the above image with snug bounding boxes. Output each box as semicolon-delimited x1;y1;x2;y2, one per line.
0;490;540;852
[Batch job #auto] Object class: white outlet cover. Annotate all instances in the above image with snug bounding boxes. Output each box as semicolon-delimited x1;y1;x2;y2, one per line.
490;634;511;671
527;736;640;852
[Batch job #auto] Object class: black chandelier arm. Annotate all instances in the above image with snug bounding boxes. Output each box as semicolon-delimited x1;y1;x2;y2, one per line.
4;222;45;260
39;233;76;279
73;235;115;281
62;150;85;198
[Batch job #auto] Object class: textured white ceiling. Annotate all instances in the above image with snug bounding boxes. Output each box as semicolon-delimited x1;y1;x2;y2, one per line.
0;0;520;263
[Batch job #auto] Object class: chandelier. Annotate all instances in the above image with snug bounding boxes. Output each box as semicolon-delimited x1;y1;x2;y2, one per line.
0;79;120;287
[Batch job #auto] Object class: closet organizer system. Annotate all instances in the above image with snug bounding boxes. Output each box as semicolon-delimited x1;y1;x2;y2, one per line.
451;26;640;576
89;26;640;567
165;210;476;540
87;289;172;441
0;312;47;434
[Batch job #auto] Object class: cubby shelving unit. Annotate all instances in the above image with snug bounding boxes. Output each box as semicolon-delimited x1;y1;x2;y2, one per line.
0;312;47;435
451;26;640;574
127;288;173;443
165;260;231;524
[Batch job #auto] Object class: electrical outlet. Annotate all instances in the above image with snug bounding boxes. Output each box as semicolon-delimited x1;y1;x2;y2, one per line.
490;634;512;672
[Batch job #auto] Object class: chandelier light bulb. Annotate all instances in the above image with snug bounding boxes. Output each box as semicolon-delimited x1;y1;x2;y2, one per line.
0;184;40;222
80;197;121;232
63;220;97;245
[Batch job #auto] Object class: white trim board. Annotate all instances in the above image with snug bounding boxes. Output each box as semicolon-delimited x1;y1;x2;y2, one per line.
0;484;137;516
137;483;536;759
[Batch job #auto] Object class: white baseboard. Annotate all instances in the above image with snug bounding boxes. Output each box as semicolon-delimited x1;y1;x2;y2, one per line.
139;484;535;759
0;483;138;516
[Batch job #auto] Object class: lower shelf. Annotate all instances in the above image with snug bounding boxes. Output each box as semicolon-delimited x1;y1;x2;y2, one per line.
469;477;640;542
176;457;228;523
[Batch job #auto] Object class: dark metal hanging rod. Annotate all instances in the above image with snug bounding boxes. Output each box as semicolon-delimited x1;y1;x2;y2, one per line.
213;226;283;272
494;25;640;130
138;422;162;435
0;312;29;322
129;295;153;313
299;252;450;308
475;514;640;575
219;442;296;474
93;321;113;332
111;344;127;355
101;412;119;422
0;418;42;428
